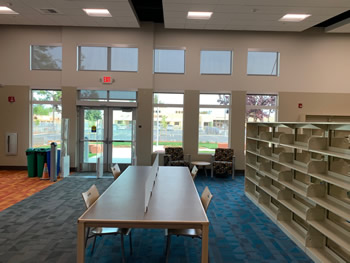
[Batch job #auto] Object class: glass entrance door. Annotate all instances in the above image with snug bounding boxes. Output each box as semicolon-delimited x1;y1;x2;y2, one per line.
108;109;133;165
79;107;135;172
79;108;106;172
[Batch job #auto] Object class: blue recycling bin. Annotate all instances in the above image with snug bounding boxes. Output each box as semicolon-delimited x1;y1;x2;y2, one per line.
47;149;60;177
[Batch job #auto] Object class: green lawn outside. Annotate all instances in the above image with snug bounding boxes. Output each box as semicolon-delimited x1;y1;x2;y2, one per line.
112;142;131;147
153;142;182;147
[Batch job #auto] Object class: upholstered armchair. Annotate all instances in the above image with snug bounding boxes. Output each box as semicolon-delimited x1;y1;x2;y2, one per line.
211;148;235;179
164;147;191;168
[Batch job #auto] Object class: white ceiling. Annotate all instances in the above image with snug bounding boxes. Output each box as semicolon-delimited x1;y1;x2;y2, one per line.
163;0;350;32
0;0;350;32
0;0;139;28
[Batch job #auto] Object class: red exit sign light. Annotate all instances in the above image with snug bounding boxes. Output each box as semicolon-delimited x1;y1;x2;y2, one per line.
102;76;112;84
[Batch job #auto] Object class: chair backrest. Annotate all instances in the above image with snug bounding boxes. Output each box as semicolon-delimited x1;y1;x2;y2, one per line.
200;186;213;212
165;147;184;161
82;184;100;209
214;148;234;161
191;165;198;180
111;163;121;180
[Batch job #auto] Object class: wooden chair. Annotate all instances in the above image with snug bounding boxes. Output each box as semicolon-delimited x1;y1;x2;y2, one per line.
111;163;121;180
191;165;198;181
164;186;213;262
82;185;132;261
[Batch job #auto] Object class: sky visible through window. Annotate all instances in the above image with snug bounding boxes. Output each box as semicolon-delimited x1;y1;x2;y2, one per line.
80;47;107;70
247;51;279;75
200;50;232;74
154;49;185;73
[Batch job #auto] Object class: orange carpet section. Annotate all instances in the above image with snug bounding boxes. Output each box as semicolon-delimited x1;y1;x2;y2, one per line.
0;170;58;212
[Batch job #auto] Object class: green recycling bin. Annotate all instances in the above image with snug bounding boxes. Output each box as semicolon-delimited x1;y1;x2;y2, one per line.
26;148;37;178
36;148;47;178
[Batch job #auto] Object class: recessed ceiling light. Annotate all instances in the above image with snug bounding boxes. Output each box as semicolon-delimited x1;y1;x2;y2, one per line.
187;11;213;20
83;8;112;17
279;14;311;22
0;6;19;15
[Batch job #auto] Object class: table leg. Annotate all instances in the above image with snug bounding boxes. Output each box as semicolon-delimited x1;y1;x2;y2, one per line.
201;223;209;263
77;221;85;263
204;166;208;177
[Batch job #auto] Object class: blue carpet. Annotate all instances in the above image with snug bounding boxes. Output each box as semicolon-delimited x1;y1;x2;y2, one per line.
85;174;313;263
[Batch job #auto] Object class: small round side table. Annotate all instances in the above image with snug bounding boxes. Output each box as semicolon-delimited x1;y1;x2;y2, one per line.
191;161;211;177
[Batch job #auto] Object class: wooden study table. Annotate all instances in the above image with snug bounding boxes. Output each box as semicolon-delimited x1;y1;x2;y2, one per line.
77;166;209;263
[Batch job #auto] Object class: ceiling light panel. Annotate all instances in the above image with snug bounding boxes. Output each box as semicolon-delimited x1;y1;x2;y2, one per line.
0;6;19;15
187;11;213;20
83;8;112;17
279;14;311;22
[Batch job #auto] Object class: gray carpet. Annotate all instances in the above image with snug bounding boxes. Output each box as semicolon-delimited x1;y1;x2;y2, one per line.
69;172;113;178
0;177;113;263
0;174;313;263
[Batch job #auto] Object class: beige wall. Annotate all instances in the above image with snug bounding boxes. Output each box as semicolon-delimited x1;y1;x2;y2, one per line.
2;24;350;170
183;90;199;159
61;25;154;90
0;86;30;166
61;86;78;167
1;25;350;93
153;26;350;93
230;91;246;170
0;27;62;87
136;89;153;165
279;92;350;122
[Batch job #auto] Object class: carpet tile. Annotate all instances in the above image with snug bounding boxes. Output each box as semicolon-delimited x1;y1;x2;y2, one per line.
0;172;314;263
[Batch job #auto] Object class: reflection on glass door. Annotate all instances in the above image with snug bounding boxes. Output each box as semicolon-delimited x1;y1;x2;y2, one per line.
82;109;105;168
79;107;135;172
109;110;133;164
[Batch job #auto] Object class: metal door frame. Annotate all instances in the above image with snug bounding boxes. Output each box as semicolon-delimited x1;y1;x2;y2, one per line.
78;106;136;172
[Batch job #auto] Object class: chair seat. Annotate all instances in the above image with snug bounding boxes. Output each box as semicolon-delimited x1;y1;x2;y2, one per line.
91;227;131;236
166;228;202;237
213;161;232;175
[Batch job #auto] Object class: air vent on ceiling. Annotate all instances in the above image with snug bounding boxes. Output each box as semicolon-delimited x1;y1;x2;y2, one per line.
37;8;61;15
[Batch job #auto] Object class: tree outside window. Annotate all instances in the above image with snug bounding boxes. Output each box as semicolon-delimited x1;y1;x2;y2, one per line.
246;94;277;122
32;90;62;148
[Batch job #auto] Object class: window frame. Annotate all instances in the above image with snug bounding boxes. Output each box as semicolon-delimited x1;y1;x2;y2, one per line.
200;50;233;75
152;92;184;153
30;89;62;148
30;45;62;71
247;49;280;76
246;93;279;122
153;48;186;74
198;93;231;154
77;45;138;72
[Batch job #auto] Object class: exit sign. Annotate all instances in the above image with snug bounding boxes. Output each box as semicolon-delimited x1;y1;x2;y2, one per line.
102;76;112;84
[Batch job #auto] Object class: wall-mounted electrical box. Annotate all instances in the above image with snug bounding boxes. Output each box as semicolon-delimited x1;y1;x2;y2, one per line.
5;133;17;155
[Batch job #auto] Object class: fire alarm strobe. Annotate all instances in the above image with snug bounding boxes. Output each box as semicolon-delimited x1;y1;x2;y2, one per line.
298;103;303;109
8;96;15;103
